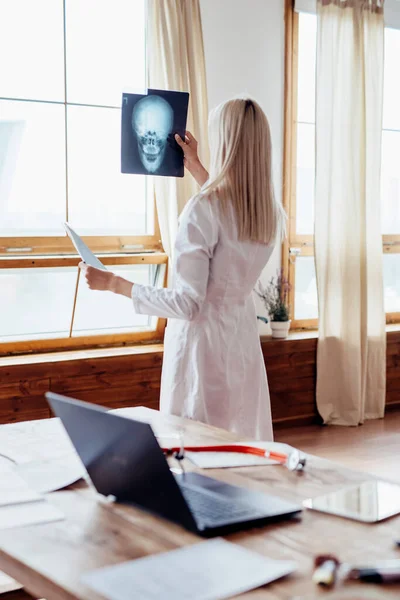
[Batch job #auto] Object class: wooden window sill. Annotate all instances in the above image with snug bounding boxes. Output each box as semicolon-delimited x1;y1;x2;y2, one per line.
262;323;400;344
1;322;400;368
261;330;318;343
0;343;164;368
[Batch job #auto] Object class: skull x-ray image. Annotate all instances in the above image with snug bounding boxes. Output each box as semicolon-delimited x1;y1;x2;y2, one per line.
121;89;189;178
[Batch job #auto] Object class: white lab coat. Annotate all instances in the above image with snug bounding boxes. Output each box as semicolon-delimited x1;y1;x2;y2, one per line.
132;194;274;440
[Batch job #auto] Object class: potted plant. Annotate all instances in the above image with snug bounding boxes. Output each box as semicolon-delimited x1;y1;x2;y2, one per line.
255;269;291;339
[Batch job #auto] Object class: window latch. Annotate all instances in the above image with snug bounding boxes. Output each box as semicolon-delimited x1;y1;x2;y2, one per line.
289;247;301;264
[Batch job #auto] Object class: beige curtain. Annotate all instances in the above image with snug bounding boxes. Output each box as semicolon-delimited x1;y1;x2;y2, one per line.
147;0;209;257
315;0;386;425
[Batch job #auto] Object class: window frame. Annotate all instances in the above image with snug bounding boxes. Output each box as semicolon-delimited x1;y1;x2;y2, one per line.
0;1;167;356
0;202;163;256
0;251;168;357
282;0;400;329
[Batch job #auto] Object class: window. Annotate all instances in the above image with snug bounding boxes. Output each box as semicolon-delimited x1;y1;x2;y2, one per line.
0;0;166;355
285;9;400;328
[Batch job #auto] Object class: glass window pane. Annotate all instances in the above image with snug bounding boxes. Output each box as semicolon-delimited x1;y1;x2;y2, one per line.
0;101;66;236
383;28;400;131
296;123;315;235
381;130;400;234
67;105;147;235
72;264;163;335
0;0;64;102
295;256;318;320
66;0;146;107
297;13;317;124
0;268;76;342
384;254;400;313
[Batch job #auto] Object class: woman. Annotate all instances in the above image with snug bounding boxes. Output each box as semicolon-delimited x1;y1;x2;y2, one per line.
81;98;285;441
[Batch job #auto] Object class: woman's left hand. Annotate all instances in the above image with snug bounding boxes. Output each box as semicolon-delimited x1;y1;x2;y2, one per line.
79;262;134;298
79;262;114;291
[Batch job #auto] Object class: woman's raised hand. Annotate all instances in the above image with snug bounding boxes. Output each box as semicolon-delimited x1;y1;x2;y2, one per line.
175;130;198;165
175;131;209;187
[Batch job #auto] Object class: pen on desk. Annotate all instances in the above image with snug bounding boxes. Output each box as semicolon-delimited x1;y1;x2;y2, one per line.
348;566;400;583
314;556;400;587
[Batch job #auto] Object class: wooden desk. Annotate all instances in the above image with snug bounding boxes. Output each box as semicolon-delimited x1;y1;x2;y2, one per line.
0;407;400;600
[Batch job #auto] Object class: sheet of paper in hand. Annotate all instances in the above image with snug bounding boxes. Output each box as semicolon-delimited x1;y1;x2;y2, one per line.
121;88;189;178
64;222;107;271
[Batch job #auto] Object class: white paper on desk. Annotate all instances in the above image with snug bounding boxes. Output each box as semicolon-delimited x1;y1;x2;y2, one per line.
0;571;22;595
0;499;64;530
0;466;43;507
0;417;86;492
186;441;294;469
82;538;297;600
0;417;78;464
15;454;86;494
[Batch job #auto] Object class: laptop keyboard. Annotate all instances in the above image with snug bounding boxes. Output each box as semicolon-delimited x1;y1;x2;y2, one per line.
179;483;257;525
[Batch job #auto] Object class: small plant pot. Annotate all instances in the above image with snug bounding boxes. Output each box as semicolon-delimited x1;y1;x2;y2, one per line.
270;320;291;339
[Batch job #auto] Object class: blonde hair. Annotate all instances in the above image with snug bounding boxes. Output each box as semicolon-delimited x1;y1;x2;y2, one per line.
202;97;286;245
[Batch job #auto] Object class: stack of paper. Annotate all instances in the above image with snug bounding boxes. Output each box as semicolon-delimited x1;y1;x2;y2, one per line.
0;467;42;507
0;418;85;493
0;466;64;530
15;455;85;494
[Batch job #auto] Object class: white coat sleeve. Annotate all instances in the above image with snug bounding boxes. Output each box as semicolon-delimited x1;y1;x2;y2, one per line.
131;196;218;321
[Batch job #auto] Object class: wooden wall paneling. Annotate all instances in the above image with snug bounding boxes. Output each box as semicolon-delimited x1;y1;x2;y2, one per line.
385;332;400;410
50;367;161;395
1;350;163;384
1;332;400;427
0;348;163;424
0;379;51;424
262;336;319;427
66;387;160;412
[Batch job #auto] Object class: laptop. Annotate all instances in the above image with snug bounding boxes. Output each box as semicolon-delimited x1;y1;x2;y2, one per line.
46;392;302;537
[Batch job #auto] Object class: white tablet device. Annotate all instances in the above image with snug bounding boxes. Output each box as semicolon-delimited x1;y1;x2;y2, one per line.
64;223;107;271
303;480;400;523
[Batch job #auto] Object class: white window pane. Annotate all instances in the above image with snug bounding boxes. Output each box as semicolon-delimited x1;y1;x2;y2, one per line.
0;0;64;102
66;0;146;107
0;101;66;236
381;130;400;234
295;256;318;320
296;123;315;235
67;106;147;235
297;13;317;124
383;28;400;131
384;254;400;313
72;264;163;335
0;268;76;342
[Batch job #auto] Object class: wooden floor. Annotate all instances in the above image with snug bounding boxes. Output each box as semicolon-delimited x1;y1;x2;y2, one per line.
275;410;400;483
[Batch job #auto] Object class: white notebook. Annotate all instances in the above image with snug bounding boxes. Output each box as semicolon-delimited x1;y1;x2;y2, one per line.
82;538;297;600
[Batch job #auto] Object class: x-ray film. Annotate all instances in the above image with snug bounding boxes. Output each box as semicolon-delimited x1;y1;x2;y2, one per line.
121;89;189;178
